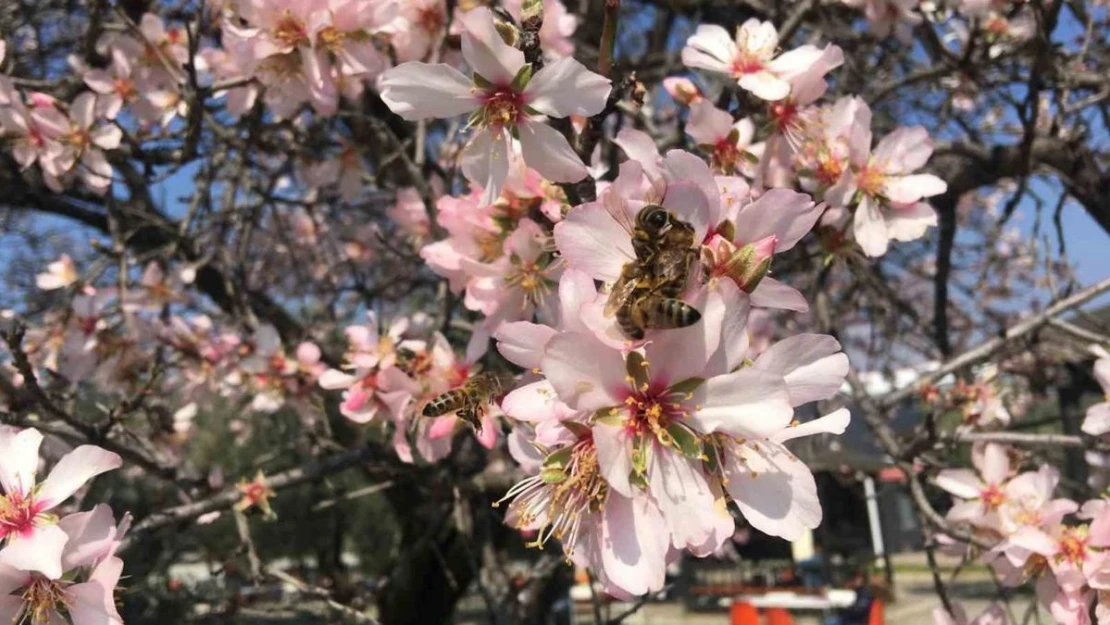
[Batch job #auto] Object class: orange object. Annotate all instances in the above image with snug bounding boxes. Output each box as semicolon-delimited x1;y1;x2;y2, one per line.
868;598;885;625
764;607;795;625
729;601;760;625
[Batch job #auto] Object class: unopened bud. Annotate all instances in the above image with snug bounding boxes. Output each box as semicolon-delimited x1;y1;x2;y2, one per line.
724;235;777;292
521;0;543;22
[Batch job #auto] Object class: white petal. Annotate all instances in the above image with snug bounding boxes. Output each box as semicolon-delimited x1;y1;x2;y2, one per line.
934;469;983;499
873;126;934;172
613;128;662;181
518;120;588;183
682;24;737;74
0;427;43;497
379;62;478;121
318;369;357;390
753;334;848;406
749;277;809;312
734;188;820;251
772;408;851;443
461;128;512;206
739;71;790;101
647;448;719;550
37;446;122;509
690;368;794;438
593;423;634;497
853;196;889;257
458;6;525;84
494;322;557;369
724;441;821;541
885;201;938;243
540;332;626;412
524;57;611;118
883;174;947;203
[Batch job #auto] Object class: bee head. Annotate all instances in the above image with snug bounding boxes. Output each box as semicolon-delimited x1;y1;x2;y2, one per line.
637;205;672;236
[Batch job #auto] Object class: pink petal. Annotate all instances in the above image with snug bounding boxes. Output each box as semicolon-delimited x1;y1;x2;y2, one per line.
1083;402;1110;437
500;380;565;423
379;62;478;121
553;203;635;283
593;422;634;497
67;557;124;625
704;280;751;376
686;99;735;145
647;447;720;550
978;443;1010;485
643;287;724;386
598;491;668;596
37;446;123;510
494;322;557;369
613;128;662;181
873;126;934;172
540;332;625;412
58;504;118;571
518;119;588;183
524;57;611;118
749;277;809;312
734;188;820;251
661;152;718;233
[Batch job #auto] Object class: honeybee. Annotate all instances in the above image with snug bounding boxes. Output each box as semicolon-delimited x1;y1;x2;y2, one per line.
605;205;702;340
421;372;513;433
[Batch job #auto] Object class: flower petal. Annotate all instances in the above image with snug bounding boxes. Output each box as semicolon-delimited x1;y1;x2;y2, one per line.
690;368;794;438
723;441;821;541
753;334;848;406
37;446;123;510
518;119;588;183
379;62;478;121
0;427;43;497
524;57;611;118
541;332;625;412
458;6;525;85
772;408;851;443
734;188;820;251
461;128;512;206
553;203;635;283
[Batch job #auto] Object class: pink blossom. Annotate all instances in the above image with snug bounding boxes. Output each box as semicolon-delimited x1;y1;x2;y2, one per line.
662;77;703;105
385;0;446;62
935;442;1012;529
822;99;947;256
0;427;122;579
686;99;756;176
379;7;611;205
682;19;832;101
63;93;122;194
388;187;431;238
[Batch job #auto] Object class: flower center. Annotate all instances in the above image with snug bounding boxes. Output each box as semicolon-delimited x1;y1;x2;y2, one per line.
814;151;844;186
1057;528;1088;565
273;11;309;48
417;7;444;33
0;492;46;540
980;483;1006;510
20;576;70;625
713;140;743;174
730;56;766;77
857;163;887;197
499;439;608;555
114;78;137;100
316;26;345;53
479;89;525;130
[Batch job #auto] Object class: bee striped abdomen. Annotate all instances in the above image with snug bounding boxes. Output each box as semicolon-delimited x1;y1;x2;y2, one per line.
422;389;468;417
637;296;701;330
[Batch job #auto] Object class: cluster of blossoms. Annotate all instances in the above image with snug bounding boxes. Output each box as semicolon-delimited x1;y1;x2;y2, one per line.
0;44;122;194
317;312;502;463
930;344;1110;625
679;21;948;257
362;7;872;595
0;427;126;625
934;437;1110;625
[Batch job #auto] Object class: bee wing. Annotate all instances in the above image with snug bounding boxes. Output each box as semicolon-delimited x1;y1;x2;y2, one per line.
604;274;639;317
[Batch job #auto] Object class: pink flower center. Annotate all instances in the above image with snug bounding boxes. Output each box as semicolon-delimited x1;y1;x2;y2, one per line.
1057;528;1088;565
417;7;444;33
0;491;47;539
729;55;766;78
814;152;844;186
980;483;1006;510
622;383;688;442
713;139;743;174
273;11;309;48
480;89;525;130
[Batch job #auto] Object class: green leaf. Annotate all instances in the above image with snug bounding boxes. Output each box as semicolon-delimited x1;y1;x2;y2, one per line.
472;72;494;90
542;446;574;473
630;432;650;478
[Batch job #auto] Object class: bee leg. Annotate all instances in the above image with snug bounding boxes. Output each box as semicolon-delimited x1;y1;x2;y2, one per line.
458;405;482;433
